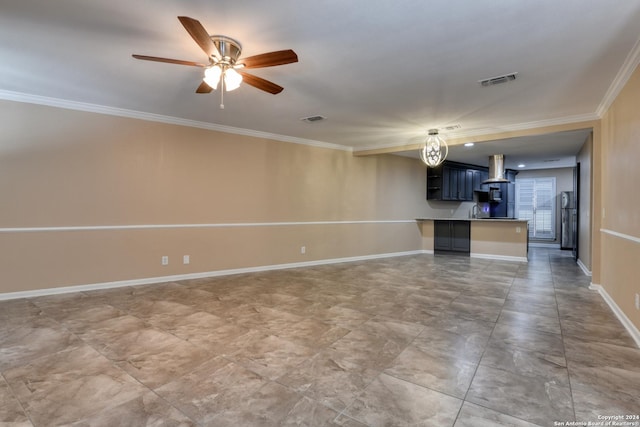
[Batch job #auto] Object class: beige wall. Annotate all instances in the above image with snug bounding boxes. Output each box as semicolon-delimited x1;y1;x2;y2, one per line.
0;100;434;294
419;221;434;252
470;221;528;259
515;167;575;245
598;63;640;330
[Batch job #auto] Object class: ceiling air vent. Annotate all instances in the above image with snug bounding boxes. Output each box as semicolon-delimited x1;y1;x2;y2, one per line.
300;115;326;123
479;72;518;87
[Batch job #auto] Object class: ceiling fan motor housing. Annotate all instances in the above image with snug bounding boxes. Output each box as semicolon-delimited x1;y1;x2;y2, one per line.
211;35;242;65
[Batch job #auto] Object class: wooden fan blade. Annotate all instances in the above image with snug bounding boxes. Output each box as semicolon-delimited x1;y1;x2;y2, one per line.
240;49;298;69
196;81;213;93
132;54;207;67
177;16;219;58
239;71;283;94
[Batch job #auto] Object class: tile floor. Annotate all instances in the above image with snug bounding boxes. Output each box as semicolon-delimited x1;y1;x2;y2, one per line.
1;248;639;426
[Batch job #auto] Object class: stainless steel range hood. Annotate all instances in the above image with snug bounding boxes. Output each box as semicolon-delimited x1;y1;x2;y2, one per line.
483;154;511;183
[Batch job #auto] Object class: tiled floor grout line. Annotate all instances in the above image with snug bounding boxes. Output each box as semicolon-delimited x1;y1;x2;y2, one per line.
453;270;526;427
3;249;636;426
1;371;37;427
34;302;205;427
552;254;580;425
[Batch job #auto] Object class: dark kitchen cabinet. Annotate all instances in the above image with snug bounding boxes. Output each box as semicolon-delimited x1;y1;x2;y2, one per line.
427;162;488;202
472;169;488;193
446;166;471;201
434;220;470;253
463;169;475;200
430;164;469;201
442;165;458;200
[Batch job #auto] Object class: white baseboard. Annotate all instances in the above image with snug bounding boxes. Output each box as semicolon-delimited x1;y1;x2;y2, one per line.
470;253;528;263
589;283;640;349
0;250;427;301
577;258;592;276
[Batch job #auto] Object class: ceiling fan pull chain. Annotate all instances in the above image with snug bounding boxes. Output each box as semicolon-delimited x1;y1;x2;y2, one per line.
220;82;225;109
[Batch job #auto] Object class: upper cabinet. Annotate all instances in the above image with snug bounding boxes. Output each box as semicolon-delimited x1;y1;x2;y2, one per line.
426;161;489;201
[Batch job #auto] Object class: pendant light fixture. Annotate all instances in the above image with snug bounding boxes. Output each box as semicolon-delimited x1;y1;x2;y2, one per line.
419;129;448;168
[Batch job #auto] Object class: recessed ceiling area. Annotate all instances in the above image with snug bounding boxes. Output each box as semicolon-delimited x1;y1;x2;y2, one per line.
395;129;592;170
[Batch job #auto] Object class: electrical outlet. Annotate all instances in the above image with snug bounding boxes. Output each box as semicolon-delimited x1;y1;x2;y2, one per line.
516;226;521;233
300;246;306;254
161;256;169;266
183;255;190;265
635;293;640;310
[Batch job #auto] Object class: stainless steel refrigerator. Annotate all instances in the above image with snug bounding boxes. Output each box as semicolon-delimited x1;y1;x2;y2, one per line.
561;191;576;250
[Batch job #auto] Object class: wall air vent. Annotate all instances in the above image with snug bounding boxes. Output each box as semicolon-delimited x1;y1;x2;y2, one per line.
479;72;518;87
300;115;326;123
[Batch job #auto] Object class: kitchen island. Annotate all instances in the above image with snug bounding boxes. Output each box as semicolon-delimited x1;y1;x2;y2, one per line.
416;218;529;262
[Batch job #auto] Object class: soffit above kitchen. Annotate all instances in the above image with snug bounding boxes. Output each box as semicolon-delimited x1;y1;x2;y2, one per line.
395;129;593;170
1;0;639;154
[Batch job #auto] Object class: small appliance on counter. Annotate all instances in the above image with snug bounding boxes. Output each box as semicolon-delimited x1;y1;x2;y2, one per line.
473;190;491;218
476;203;491;218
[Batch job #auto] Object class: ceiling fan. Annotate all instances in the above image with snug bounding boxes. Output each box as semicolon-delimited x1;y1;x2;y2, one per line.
132;16;298;105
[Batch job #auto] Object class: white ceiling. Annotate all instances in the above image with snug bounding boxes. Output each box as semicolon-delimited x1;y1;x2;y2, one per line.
1;0;640;164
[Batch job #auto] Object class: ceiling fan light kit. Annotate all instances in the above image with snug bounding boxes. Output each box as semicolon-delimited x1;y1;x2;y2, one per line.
203;66;222;89
419;129;449;168
204;35;244;92
132;16;298;107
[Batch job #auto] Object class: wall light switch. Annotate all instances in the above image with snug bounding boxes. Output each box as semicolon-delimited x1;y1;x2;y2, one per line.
161;256;169;266
516;226;521;233
301;246;306;254
635;293;639;310
183;255;190;265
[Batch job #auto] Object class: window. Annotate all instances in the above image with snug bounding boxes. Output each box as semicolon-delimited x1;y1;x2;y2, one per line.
516;177;556;239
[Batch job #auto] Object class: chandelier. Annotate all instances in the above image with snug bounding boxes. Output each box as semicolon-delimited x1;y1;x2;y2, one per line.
419;129;448;167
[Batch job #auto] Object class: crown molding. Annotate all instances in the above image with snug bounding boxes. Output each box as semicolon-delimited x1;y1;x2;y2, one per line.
0;89;353;152
596;36;640;117
445;113;599;139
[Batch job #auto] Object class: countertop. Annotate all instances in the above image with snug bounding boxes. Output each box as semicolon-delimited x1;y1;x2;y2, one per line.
416;218;528;222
